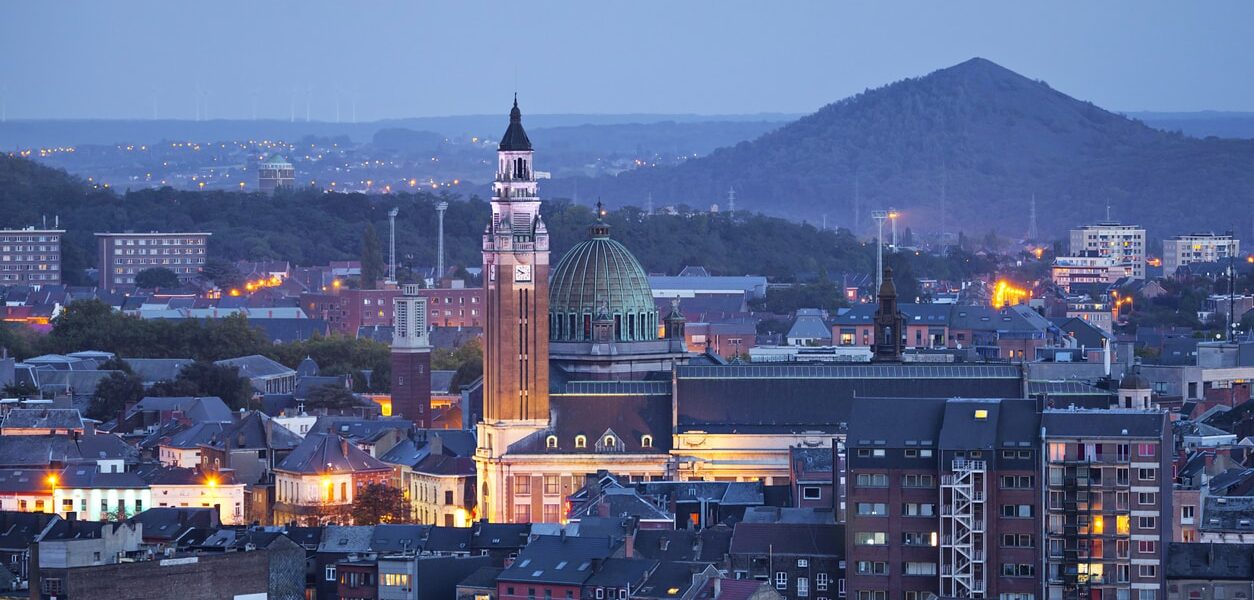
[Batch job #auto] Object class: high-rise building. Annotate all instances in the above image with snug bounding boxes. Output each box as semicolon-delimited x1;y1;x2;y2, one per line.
257;154;295;193
475;97;553;522
0;228;64;285
844;397;1041;599
1052;253;1131;293
1042;408;1171;600
1161;233;1240;277
391;284;432;427
1069;223;1147;280
95;232;210;289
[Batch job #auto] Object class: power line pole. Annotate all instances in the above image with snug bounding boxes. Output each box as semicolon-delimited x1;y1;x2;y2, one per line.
387;208;399;284
436;201;449;285
1027;194;1039;240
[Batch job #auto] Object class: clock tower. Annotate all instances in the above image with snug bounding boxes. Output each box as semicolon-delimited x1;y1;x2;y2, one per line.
476;97;552;522
481;96;550;423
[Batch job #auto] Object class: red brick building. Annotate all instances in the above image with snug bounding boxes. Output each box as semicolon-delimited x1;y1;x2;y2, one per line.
420;286;484;328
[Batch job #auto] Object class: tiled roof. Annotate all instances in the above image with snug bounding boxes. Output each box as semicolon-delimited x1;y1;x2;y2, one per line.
1;408;84;430
275;432;391;475
729;523;844;557
497;535;621;585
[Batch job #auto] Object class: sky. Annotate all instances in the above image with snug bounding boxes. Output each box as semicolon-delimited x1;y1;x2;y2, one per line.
3;1;1254;121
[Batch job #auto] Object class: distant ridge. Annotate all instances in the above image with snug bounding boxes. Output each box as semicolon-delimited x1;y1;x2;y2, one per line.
547;57;1254;239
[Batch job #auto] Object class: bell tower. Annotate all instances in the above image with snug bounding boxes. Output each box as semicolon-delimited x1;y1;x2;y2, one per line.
481;96;550;422
477;97;552;522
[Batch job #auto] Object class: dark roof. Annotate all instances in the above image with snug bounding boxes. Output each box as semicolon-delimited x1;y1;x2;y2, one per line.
275;432;392;475
632;526;733;563
498;97;532;151
584;557;659;588
413;454;475;477
162;422;228;449
1041;408;1166;439
128;396;233;423
0;434;137;468
675;363;1023;434
136;465;237;487
1166;542;1254;580
729;523;844;558
310;417;413;444
206;411;302;451
128;507;217;541
214;355;295;379
514;391;671;455
693;578;772;600
790;447;834;474
123;358;194;384
635;562;717;599
1;408;83;430
370;524;431;553
1201;497;1254;533
458;566;504;590
570;489;673;522
318;525;374;553
57;465;146;489
847;397;946;449
470;522;532;550
498;535;621;585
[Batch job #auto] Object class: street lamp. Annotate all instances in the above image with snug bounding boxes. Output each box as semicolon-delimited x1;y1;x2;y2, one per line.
871;210;889;295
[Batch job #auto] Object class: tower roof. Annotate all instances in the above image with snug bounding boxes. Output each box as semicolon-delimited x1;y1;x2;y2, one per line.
498;95;532;152
550;211;657;340
1119;366;1151;390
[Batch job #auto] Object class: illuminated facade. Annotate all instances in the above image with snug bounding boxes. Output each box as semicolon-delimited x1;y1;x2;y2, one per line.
1162;233;1239;277
1069;223;1147;280
0;228;63;285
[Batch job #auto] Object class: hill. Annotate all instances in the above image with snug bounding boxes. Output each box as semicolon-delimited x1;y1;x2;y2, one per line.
0;154;899;285
543;58;1254;239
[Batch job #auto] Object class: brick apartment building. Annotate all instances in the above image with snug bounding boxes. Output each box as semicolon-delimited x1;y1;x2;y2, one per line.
0;228;64;285
96;231;210;289
845;397;1041;600
1042;409;1171;600
419;285;484;328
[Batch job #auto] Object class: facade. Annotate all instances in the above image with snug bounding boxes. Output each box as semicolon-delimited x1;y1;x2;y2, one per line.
1162;233;1240;277
420;286;484;328
844;397;1040;600
392;284;433;427
729;523;843;600
0;228;63;285
272;433;393;525
1069;223;1147;280
50;465;151;522
257;153;295;193
1052;253;1130;293
1042;409;1172;600
95;232;210;290
404;455;476;527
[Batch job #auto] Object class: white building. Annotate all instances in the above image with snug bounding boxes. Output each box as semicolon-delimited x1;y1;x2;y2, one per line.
1163;233;1240;276
145;467;247;525
1070;222;1147;280
1051;253;1130;292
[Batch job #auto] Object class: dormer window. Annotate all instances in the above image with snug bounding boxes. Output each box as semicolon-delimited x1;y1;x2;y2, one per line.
604;435;616;447
546;435;558;449
575;435;587;449
641;435;653;448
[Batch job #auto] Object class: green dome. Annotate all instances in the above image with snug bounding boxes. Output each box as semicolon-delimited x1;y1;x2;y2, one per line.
550;216;658;343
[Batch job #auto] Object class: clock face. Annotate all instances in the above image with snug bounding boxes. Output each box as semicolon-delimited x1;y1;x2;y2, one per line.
513;264;533;282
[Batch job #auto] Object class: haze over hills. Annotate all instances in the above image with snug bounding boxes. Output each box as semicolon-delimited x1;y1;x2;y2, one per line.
544;58;1254;240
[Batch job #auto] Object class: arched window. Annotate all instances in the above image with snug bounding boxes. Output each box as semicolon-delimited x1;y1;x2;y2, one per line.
604;435;616;447
641;435;653;448
575;435;587;449
340;482;348;502
546;435;558;449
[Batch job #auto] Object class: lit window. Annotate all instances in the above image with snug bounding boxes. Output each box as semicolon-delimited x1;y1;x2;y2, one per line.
575;435;587;449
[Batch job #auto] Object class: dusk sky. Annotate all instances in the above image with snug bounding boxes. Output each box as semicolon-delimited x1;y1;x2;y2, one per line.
3;1;1254;120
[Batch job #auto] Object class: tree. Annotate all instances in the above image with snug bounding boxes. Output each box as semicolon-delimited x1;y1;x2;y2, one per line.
173;362;256;410
432;338;483;393
134;267;181;289
2;381;39;400
305;384;358;409
360;223;384;289
88;372;145;421
200;257;244;290
351;483;412;525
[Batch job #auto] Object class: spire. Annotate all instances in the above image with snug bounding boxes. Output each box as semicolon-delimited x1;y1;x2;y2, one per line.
589;200;610;238
499;96;532;151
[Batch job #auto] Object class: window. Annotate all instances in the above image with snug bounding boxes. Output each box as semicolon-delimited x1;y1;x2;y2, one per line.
513;504;531;523
1137;540;1157;554
816;573;828;592
603;435;616;447
1048;442;1066;461
797;577;809;597
797;559;809;568
1181;505;1196;522
1001;564;1034;577
325;566;336;581
542;504;560;523
1001;476;1034;489
1117;468;1130;485
854;532;887;545
902;474;934;488
575;435;587;449
1138;565;1157;578
902;532;935;547
1138;591;1156;600
856;473;888;488
1138;492;1156;505
776;572;788;589
1138;468;1156;481
444;490;454;505
856;561;888;574
1001;504;1033;518
545;435;557;449
856;592;885;600
1137;443;1156;457
903;503;935;517
803;487;822;500
857;503;888;516
903;562;937;576
641;435;653;448
1138;516;1157;530
514;477;531;495
1002;534;1033;548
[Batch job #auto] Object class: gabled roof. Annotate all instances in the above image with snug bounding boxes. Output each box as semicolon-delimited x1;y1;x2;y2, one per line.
128;396;233;424
1;408;84;430
274;432;391;475
206;411;302;451
497;535;621;586
162;422;228;449
215;355;295;379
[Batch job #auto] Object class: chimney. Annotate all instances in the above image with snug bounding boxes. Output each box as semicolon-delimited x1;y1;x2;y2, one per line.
340;436;350;457
714;577;721;598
